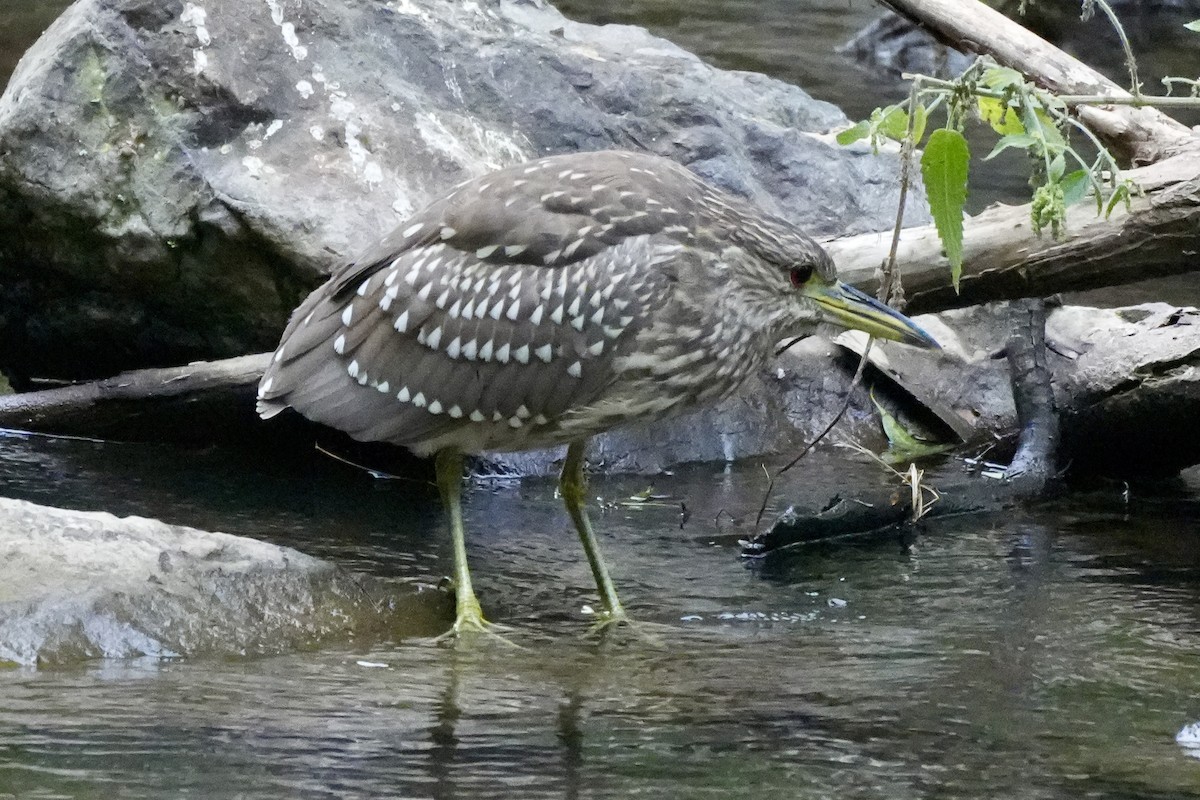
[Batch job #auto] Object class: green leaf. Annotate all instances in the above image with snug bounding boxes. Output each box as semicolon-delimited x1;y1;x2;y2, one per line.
836;120;870;146
1060;169;1091;206
981;66;1026;91
1020;106;1066;151
984;133;1036;160
871;394;954;463
911;102;928;144
1105;183;1132;217
1185;19;1200;31
876;105;909;141
977;96;1025;135
920;128;970;292
1048;152;1066;181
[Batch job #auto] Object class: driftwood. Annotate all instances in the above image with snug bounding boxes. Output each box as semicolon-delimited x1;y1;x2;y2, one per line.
0;354;272;445
827;148;1200;315
875;0;1196;164
826;0;1200;314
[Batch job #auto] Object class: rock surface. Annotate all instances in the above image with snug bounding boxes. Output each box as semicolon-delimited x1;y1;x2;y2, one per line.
0;0;923;381
840;301;1200;475
0;301;1195;476
0;497;443;666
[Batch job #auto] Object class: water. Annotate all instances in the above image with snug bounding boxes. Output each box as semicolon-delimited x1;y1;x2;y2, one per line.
2;431;1200;798
3;1;1200;797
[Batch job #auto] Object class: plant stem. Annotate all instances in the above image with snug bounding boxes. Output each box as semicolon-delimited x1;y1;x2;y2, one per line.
905;74;1200;108
1091;0;1142;100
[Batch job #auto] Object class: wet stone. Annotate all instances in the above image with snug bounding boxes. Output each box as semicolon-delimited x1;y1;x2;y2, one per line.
0;498;444;667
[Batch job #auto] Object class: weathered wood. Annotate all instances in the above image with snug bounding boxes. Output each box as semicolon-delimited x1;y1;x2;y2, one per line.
0;354;271;444
824;147;1200;314
876;0;1195;163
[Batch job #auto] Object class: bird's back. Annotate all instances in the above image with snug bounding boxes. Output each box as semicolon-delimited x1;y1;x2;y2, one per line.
258;150;762;456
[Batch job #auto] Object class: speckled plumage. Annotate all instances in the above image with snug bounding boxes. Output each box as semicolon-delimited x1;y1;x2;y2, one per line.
257;150;836;456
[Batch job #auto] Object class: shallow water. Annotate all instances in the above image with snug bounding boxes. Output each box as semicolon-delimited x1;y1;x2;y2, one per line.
3;1;1200;797
2;431;1200;798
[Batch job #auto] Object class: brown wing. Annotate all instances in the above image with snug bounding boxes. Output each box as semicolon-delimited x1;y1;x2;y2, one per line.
257;151;694;454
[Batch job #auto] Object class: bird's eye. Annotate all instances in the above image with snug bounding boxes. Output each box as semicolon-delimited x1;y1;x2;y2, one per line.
789;266;813;288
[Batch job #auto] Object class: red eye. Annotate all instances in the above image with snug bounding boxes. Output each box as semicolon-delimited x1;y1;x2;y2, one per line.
789;266;812;287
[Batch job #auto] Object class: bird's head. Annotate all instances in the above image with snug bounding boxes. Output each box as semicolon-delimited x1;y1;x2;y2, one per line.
789;251;939;349
721;226;939;350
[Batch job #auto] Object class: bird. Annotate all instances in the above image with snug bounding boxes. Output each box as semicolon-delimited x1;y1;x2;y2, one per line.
257;150;938;637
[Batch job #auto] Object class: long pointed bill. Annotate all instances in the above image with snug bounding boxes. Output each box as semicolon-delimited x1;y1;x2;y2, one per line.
805;281;940;349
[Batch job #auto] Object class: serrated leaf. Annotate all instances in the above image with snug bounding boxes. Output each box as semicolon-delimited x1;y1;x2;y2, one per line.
836;120;870;146
921;128;970;292
977;97;1025;135
1185;19;1200;31
1061;169;1091;206
984;133;1036;160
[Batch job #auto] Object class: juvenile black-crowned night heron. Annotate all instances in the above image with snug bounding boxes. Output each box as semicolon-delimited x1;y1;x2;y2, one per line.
258;150;937;636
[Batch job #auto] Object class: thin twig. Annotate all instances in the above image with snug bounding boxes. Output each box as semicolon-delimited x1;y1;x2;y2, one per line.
903;74;1200;108
1090;0;1142;100
753;339;874;529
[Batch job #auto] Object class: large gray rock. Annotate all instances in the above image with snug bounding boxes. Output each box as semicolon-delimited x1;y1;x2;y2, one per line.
0;0;923;381
0;497;442;666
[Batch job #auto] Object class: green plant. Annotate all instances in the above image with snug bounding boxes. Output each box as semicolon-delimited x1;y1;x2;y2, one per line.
837;3;1200;295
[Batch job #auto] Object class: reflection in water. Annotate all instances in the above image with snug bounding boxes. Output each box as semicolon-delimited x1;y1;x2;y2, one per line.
1;429;1200;797
429;656;462;799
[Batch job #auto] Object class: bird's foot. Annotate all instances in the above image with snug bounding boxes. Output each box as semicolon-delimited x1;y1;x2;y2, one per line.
434;600;524;649
585;609;668;647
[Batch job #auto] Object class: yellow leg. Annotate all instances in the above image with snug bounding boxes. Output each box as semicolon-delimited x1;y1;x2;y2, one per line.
435;448;489;635
561;440;629;627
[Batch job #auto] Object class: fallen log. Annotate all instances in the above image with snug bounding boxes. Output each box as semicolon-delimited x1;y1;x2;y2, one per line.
825;147;1200;315
875;0;1196;164
827;0;1200;313
0;301;1194;478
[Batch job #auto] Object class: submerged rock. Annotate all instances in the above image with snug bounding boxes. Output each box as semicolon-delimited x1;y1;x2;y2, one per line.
0;0;921;382
0;497;443;667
